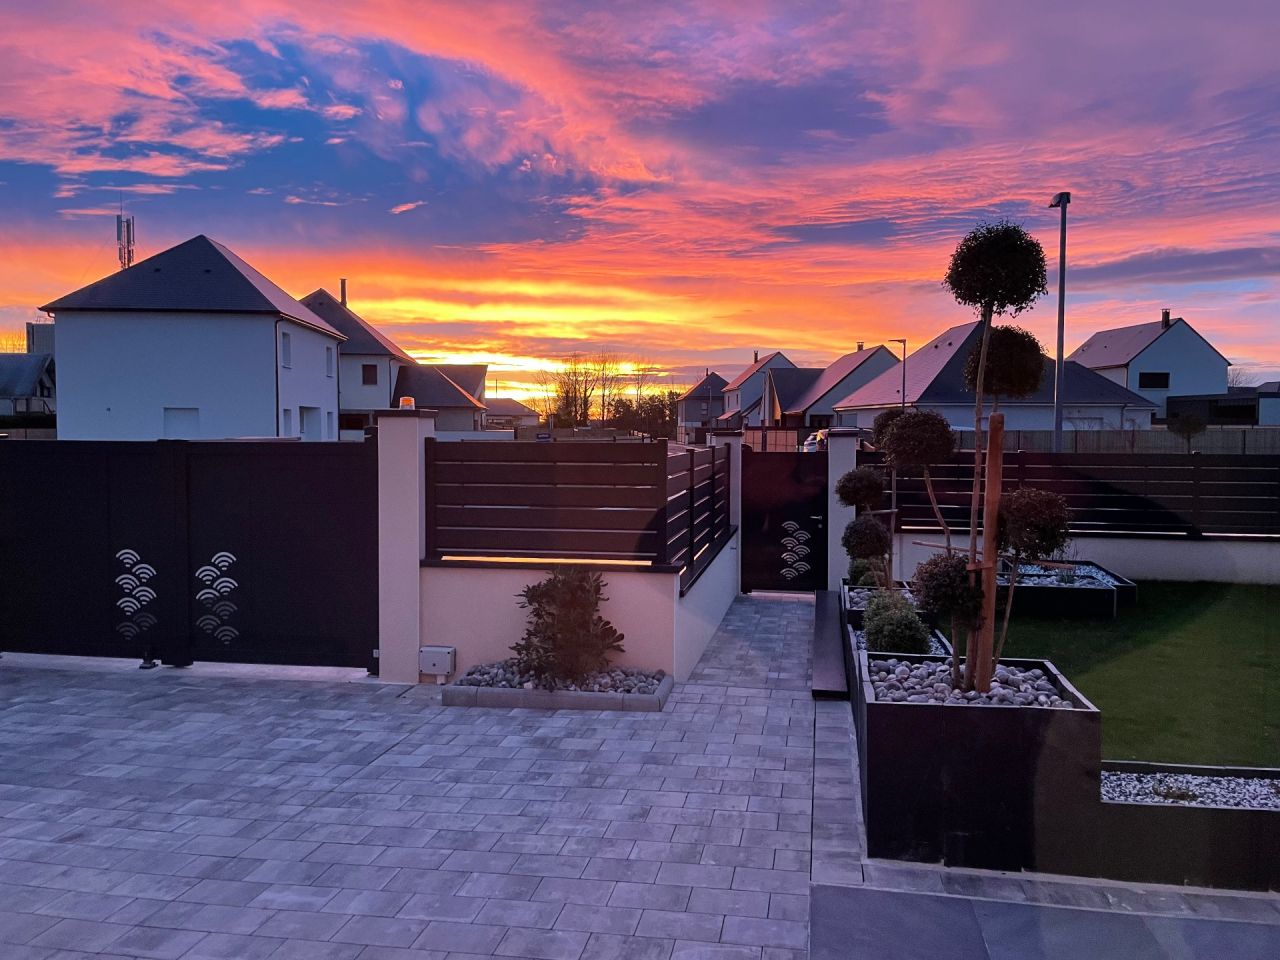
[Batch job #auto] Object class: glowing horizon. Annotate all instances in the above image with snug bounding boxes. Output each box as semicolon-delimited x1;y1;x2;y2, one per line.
1;1;1276;389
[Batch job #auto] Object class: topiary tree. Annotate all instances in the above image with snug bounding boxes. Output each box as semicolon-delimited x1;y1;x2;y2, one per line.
995;488;1070;661
871;407;906;448
836;466;885;510
863;591;930;654
881;409;957;549
1168;413;1206;454
943;221;1047;692
513;568;625;689
963;325;1045;412
842;514;891;586
913;552;983;684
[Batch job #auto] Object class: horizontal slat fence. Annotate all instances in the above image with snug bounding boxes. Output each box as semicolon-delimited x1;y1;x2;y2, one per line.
426;441;734;582
860;451;1280;538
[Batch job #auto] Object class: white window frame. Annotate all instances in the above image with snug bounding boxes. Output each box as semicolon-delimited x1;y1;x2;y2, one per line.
281;331;292;369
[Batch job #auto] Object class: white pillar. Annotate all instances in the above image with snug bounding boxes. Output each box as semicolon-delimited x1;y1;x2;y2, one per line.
376;409;436;683
710;430;744;528
826;428;858;591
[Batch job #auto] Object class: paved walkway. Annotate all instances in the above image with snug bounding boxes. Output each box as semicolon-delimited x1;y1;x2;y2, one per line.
0;595;815;960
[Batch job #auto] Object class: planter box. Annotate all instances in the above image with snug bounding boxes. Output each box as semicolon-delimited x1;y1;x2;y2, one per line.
997;572;1116;620
854;649;1101;871
841;579;915;630
442;674;675;712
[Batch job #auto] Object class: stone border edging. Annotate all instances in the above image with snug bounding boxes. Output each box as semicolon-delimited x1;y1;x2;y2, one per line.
442;674;674;712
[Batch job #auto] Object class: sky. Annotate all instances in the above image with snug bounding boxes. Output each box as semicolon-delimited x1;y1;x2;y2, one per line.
1;0;1277;396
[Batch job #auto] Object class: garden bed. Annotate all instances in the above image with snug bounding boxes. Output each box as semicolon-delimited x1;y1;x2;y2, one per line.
841;579;916;629
1003;560;1136;606
442;661;674;712
996;567;1118;619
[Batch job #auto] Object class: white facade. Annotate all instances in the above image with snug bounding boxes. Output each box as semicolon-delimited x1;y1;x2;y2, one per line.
722;354;794;427
339;354;404;411
55;311;339;441
1119;322;1228;417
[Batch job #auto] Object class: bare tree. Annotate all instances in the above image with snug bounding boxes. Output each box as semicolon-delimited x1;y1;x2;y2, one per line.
630;357;659;401
553;353;598;426
532;368;558;423
0;331;26;353
1227;367;1255;388
594;352;624;425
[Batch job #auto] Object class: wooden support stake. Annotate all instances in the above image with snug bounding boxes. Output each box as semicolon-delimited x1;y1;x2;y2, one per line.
973;412;1004;692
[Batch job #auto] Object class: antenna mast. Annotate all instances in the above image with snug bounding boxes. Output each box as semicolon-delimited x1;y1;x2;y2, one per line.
116;212;136;270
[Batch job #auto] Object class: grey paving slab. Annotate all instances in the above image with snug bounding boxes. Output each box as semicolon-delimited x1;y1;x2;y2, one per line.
0;596;813;960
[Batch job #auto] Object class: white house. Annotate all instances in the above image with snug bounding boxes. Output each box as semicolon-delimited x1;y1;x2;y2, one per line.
1067;309;1229;418
677;371;727;443
483;397;541;429
834;321;1155;431
715;351;795;428
42;235;343;441
761;344;899;429
301;286;414;439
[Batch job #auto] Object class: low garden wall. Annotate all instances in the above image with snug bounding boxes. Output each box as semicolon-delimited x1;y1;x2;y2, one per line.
419;531;739;683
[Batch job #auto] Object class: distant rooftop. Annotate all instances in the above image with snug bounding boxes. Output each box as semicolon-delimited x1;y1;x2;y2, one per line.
723;351;790;391
300;289;413;362
785;346;892;413
681;371;728;401
41;235;343;340
1068;315;1229;370
392;365;485;410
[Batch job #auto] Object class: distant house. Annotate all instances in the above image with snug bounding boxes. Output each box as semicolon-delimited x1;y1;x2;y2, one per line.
484;397;541;429
42;235;343;441
0;353;55;416
834;321;1155;431
1068;309;1229;418
761;345;899;429
1166;382;1280;427
392;364;486;431
300;287;413;437
677;371;727;442
716;351;795;428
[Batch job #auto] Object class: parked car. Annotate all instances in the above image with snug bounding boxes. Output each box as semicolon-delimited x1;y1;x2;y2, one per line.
802;429;828;452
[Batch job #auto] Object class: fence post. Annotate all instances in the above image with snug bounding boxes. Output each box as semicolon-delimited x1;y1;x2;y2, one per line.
710;431;743;529
827;428;858;590
1189;452;1203;538
376;408;437;683
654;439;670;565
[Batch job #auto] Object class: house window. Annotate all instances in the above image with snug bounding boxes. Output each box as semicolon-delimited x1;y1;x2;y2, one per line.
362;363;378;386
326;346;334;378
327;411;335;439
810;415;832;428
1138;371;1170;389
281;331;292;368
282;408;293;435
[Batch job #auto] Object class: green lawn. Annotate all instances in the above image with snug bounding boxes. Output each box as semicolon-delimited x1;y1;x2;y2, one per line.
1000;582;1279;767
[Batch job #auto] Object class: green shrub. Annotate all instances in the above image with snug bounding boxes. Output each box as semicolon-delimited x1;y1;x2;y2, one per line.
842;514;890;562
512;568;625;689
863;592;930;654
847;557;876;583
913;552;982;628
999;488;1070;559
881;409;956;472
963;325;1045;400
871;407;906;448
836;467;885;509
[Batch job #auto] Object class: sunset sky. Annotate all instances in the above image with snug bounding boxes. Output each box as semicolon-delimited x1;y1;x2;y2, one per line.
1;1;1276;395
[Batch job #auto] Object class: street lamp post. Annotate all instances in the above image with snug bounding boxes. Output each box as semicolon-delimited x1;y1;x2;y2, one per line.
1049;192;1071;453
888;338;908;578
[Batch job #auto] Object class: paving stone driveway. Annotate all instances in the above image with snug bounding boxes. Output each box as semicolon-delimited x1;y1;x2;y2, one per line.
0;594;815;960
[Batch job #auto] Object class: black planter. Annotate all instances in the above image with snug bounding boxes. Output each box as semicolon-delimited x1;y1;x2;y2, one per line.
853;650;1102;872
841;579;914;630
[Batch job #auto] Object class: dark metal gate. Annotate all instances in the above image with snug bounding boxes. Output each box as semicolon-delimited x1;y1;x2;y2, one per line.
0;439;377;669
740;448;827;592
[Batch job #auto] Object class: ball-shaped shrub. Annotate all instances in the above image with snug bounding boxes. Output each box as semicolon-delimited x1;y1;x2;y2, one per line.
881;409;956;472
842;514;890;562
848;557;877;583
863;592;930;654
836;467;885;509
871;407;905;447
943;220;1048;318
913;552;983;628
964;325;1045;400
999;488;1070;559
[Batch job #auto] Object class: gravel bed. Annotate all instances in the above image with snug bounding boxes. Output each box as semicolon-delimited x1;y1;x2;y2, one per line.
852;631;948;657
846;586;917;609
997;572;1109;589
867;658;1073;708
453;659;664;694
1101;771;1280;810
1011;562;1122;587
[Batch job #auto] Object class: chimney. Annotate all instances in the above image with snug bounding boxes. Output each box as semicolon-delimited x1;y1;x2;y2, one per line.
340;278;348;306
856;341;864;352
753;350;759;362
1161;308;1171;329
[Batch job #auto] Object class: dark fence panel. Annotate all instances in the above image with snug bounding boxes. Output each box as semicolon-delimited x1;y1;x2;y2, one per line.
860;450;1280;538
425;440;734;588
0;439;377;667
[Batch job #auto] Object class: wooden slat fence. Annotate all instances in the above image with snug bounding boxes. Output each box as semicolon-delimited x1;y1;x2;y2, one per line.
426;441;734;586
859;451;1280;538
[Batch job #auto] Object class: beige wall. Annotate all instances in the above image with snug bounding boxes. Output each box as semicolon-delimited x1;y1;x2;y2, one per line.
419;533;741;683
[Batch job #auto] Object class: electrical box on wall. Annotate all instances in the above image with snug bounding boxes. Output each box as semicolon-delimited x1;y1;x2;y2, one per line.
419;645;456;677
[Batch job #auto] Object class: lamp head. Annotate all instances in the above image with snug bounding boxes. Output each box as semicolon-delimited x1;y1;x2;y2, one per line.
1049;191;1071;208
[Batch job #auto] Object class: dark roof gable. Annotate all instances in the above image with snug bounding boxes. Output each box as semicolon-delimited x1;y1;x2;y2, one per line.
392;364;485;410
301;289;413;362
41;235;343;339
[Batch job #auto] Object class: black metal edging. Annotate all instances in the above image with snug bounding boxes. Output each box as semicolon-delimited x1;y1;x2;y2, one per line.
678;526;738;597
1102;759;1280;780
